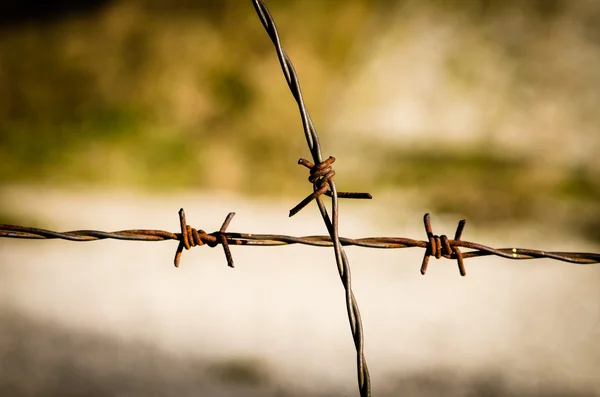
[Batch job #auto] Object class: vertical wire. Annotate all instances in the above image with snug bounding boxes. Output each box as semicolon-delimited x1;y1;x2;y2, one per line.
251;1;371;395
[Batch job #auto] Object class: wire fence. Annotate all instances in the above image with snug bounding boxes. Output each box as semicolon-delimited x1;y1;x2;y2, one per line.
1;1;600;396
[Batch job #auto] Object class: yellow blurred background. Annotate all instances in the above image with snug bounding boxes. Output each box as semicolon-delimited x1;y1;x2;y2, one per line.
1;1;599;396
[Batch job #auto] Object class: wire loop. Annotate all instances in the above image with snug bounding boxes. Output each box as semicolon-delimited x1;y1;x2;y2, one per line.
289;156;372;217
420;213;467;276
174;209;236;268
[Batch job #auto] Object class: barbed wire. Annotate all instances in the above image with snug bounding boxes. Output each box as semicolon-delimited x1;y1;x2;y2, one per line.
2;211;599;270
251;0;373;394
2;1;600;396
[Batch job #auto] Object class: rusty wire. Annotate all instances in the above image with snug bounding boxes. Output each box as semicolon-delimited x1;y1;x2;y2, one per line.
251;0;373;394
2;211;599;269
1;1;600;397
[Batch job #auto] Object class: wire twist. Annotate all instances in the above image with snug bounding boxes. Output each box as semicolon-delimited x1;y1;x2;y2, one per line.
2;212;600;266
174;209;236;268
421;213;467;276
289;156;372;217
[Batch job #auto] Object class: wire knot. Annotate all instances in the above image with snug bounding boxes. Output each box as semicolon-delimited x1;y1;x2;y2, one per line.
289;156;372;217
174;209;236;268
420;213;467;276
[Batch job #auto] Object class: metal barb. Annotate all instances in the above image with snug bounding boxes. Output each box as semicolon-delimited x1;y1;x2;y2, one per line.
174;209;234;268
219;212;236;268
289;156;372;217
421;213;469;276
453;219;467;276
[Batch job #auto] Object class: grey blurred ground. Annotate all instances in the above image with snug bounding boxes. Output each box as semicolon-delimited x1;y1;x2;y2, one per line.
1;189;599;396
1;310;598;397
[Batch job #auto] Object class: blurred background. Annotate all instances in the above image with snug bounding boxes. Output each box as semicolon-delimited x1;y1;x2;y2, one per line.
0;0;599;396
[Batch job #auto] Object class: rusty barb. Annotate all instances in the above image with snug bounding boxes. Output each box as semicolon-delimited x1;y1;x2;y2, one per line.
289;156;372;217
2;210;599;270
421;214;467;276
175;209;235;268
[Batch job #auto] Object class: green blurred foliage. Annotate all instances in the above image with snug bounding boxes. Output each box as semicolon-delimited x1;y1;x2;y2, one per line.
0;0;598;241
206;357;270;387
0;0;378;196
371;144;599;225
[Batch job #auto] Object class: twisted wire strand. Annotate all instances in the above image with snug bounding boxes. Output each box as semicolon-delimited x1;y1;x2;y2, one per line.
252;1;371;394
3;211;598;266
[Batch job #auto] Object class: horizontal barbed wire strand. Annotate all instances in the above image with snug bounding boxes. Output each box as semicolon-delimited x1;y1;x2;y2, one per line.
251;1;371;395
2;212;598;267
